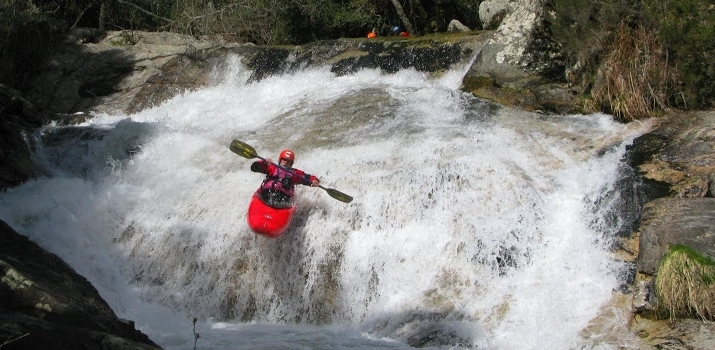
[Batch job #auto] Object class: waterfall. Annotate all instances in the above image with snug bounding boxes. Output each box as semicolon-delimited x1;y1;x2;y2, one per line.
0;56;654;349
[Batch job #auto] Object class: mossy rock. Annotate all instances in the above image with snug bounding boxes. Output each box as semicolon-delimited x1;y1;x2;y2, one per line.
462;75;497;91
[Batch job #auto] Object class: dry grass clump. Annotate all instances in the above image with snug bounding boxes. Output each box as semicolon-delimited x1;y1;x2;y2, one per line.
655;245;715;320
592;22;678;122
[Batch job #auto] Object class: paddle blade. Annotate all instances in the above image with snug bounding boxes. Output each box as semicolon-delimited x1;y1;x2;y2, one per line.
230;139;259;159
324;187;353;203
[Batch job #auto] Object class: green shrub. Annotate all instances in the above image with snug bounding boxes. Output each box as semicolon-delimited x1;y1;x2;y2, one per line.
642;0;715;109
0;0;66;89
549;0;715;117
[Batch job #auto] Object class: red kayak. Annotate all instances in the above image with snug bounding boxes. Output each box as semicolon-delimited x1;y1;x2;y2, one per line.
247;189;296;238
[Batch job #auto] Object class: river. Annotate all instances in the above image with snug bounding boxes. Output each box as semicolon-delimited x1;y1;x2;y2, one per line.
0;53;654;349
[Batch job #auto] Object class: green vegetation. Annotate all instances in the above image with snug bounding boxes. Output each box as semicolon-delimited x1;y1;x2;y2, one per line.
548;0;715;120
641;0;715;110
591;22;676;121
2;0;481;45
655;244;715;320
0;1;64;91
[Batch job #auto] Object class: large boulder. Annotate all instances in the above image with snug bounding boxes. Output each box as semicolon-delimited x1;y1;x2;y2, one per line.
637;198;715;275
26;28;240;116
462;0;574;113
624;111;715;348
636;111;715;198
0;220;161;350
627;111;715;279
478;0;511;30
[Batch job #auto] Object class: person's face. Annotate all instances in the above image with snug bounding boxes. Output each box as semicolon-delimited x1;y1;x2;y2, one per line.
280;158;292;167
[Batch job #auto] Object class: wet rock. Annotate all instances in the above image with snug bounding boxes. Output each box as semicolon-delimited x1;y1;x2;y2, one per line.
636;198;715;275
624;111;715;350
637;112;715;198
0;88;46;190
632;279;657;313
630;317;715;350
624;133;673;203
0;220;161;350
26;29;490;118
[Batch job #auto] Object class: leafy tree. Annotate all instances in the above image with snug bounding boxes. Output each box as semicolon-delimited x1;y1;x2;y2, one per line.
642;0;715;109
1;0;65;89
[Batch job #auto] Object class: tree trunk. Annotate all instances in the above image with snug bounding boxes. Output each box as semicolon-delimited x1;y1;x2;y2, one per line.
99;1;105;31
390;0;414;34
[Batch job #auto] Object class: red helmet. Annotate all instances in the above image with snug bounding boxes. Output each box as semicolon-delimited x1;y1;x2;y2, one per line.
279;149;295;163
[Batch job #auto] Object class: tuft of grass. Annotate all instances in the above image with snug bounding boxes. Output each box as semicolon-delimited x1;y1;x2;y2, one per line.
592;21;677;121
655;244;715;320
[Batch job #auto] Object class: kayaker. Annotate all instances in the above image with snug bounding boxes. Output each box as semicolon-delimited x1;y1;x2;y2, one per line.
250;149;320;207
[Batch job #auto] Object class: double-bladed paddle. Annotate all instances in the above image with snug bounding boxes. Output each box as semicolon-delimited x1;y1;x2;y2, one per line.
230;139;353;203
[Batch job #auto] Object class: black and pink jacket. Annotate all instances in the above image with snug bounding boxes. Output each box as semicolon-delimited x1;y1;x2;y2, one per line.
251;160;319;197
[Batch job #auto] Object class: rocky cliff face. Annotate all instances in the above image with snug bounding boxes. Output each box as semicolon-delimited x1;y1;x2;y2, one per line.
1;220;161;350
620;111;715;349
463;0;575;114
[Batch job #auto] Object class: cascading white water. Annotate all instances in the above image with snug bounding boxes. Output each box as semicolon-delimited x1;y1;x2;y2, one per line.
0;55;655;349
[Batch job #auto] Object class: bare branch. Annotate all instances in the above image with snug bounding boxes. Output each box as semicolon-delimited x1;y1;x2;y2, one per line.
115;0;174;24
1;332;30;348
390;0;414;33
